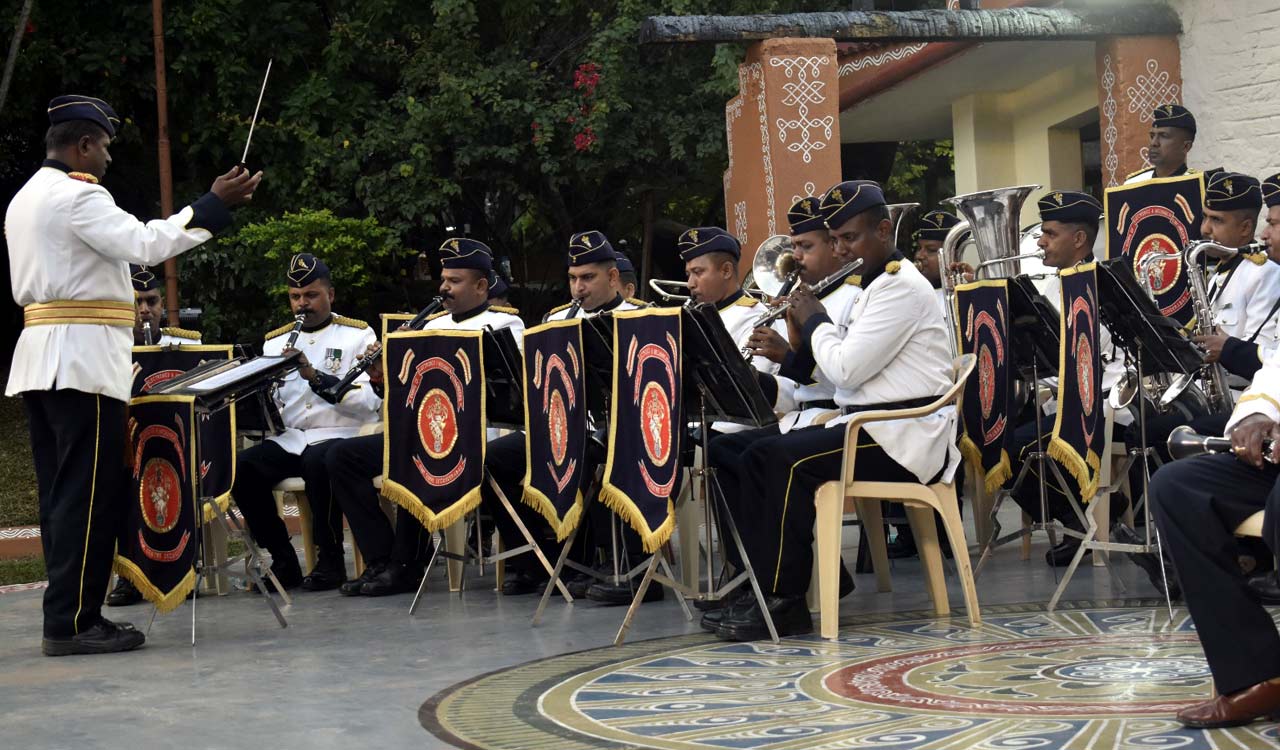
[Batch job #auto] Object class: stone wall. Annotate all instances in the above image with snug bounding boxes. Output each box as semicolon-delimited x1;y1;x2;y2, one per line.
1173;0;1280;180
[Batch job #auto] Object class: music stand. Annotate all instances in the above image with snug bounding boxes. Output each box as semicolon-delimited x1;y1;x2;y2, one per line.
153;352;302;640
611;302;782;644
1047;259;1201;614
974;275;1082;578
407;326;575;614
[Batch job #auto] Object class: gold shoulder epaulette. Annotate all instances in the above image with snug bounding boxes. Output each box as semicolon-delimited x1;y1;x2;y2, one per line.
885;261;901;275
161;326;201;341
425;310;450;322
626;297;647;307
845;275;863;287
265;321;296;340
490;305;521;315
332;314;370;329
1125;167;1152;180
547;302;572;315
1245;251;1268;266
733;295;758;307
1187;167;1201;174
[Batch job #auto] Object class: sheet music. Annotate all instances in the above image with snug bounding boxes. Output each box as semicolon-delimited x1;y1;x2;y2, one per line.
184;356;289;393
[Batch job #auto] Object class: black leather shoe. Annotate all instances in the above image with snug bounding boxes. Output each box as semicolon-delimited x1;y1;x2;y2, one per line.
1045;536;1088;567
502;569;547;596
1112;523;1182;599
886;535;918;559
716;594;813;641
700;588;753;632
585;579;665;605
43;618;146;656
256;552;303;593
1248;571;1280;605
106;577;143;607
339;561;384;597
361;562;422;597
301;559;347;591
565;571;597;598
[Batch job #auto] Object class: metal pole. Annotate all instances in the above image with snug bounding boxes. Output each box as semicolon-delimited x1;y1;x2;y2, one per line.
151;0;179;326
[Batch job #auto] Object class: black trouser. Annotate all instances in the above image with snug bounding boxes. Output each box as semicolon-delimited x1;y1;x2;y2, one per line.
479;432;558;573
24;390;127;638
232;439;343;565
1149;453;1280;695
712;424;919;597
1007;416;1129;526
328;434;432;567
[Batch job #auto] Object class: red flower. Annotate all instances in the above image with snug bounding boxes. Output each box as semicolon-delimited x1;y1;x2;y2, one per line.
573;127;597;152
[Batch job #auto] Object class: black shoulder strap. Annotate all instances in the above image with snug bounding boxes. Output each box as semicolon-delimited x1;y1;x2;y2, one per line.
1248;295;1280;343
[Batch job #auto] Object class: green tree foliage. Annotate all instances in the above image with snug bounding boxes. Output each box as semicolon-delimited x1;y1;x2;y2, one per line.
0;0;867;338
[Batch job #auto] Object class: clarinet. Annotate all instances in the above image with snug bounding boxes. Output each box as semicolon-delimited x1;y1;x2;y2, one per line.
319;296;446;402
566;297;583;318
284;314;306;348
142;321;154;346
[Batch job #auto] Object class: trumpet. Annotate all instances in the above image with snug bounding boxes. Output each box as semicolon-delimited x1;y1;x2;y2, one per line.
318;296;445;403
142;321;154;346
1167;425;1277;463
648;278;691;303
750;258;864;330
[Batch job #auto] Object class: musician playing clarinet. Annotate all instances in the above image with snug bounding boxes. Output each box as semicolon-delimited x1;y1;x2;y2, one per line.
5;94;259;656
1148;348;1280;729
230;254;378;592
328;239;524;597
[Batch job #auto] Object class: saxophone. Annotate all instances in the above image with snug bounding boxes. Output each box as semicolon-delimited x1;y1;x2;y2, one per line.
1158;240;1239;414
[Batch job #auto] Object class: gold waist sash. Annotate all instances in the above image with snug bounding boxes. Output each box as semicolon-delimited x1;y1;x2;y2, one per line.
23;299;134;328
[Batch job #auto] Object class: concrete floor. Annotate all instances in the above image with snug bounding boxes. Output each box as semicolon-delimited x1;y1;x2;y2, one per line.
0;504;1159;750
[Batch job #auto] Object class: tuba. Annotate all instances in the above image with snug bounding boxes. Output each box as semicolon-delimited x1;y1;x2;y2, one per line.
748;234;799;300
887;202;920;252
938;185;1041;357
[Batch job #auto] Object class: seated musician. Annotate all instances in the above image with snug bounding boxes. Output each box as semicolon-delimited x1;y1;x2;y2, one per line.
1146;352;1280;729
229;254;379;591
911;209;961;314
711;180;957;641
129;265;201;345
485;231;641;598
995;192;1127;566
329;239;525;597
614;249;641;302
107;265;206;608
679;226;780;378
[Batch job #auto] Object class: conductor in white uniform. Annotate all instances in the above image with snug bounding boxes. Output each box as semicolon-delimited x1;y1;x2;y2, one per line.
5;95;259;656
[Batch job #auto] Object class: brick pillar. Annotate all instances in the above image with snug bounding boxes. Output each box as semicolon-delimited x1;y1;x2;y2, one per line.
724;38;842;276
1095;36;1185;188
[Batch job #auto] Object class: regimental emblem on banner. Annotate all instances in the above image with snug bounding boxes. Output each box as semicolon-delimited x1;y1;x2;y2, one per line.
599;308;682;553
1104;174;1205;328
521;320;589;539
114;395;199;612
954;280;1013;493
131;345;237;522
1049;263;1104;503
382;330;486;531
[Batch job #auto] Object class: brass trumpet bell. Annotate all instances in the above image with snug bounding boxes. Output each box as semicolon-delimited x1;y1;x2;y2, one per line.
749;235;797;298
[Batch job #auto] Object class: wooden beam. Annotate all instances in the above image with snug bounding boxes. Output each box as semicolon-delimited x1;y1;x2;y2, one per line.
638;6;1181;45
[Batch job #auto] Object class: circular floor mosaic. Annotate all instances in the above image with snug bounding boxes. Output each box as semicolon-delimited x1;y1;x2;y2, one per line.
422;600;1280;750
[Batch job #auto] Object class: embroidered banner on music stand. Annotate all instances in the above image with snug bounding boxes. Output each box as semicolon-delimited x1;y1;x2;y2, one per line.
1103;173;1205;328
521;319;588;540
381;329;486;531
114;395;199;612
954;279;1013;493
599;307;682;553
1049;263;1104;503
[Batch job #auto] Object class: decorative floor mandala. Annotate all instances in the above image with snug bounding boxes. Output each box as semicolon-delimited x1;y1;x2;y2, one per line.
422;601;1280;750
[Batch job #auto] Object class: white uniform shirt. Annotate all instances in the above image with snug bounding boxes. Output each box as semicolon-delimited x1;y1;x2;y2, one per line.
775;277;863;431
1208;255;1280;344
713;290;782;376
1226;344;1280;433
807;259;960;484
154;327;203;347
6;163;230;402
263;314;380;455
1123;165;1197;185
421;303;525;439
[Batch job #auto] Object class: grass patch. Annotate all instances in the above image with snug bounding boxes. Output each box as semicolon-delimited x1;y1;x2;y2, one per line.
0;555;45;586
0;397;38;527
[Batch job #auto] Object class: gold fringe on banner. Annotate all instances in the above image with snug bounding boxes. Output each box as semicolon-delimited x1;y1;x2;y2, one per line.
112;556;196;615
380;481;483;534
596;483;675;554
520;485;583;542
958;435;1012;495
1047;439;1101;504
